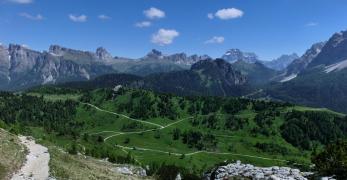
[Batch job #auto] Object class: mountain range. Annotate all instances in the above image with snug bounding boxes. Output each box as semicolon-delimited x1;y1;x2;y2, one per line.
3;28;347;113
0;44;212;90
60;59;251;97
0;43;292;91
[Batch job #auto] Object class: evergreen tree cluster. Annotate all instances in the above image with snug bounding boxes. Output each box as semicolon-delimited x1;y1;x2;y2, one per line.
281;110;347;150
0;92;78;136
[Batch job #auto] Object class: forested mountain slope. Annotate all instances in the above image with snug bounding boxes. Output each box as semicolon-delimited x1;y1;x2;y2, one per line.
1;86;346;178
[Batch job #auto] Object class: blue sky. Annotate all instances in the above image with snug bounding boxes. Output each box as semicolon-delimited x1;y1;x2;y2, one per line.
1;0;347;60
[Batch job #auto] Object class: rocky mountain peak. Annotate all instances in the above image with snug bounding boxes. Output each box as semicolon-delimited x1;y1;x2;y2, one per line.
222;49;259;64
49;45;65;56
307;30;347;68
189;54;210;61
278;53;299;60
302;42;325;60
224;49;243;58
262;53;299;71
96;47;113;60
172;52;187;58
276;42;326;82
191;58;225;71
330;30;347;47
8;44;29;52
146;49;163;59
191;58;247;85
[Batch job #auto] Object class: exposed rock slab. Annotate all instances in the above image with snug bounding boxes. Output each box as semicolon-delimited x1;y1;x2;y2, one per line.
205;161;313;180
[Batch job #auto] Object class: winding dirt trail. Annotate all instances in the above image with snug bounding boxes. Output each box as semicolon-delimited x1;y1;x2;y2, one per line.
82;102;165;128
85;102;289;163
114;144;289;162
11;136;50;180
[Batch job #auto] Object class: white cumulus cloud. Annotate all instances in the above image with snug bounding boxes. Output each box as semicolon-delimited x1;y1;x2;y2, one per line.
135;21;151;28
98;14;111;20
69;14;87;22
144;7;165;19
205;36;225;44
151;29;179;46
19;12;44;20
213;8;244;20
8;0;33;4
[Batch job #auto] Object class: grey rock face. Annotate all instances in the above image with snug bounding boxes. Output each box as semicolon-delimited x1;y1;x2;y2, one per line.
9;44;42;76
222;49;259;64
0;44;10;83
0;44;115;90
96;47;113;60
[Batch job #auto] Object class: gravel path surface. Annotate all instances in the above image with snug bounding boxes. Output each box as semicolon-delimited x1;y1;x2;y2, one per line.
11;136;50;180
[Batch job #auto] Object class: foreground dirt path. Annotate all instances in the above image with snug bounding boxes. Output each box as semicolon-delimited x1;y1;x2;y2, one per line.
11;136;50;180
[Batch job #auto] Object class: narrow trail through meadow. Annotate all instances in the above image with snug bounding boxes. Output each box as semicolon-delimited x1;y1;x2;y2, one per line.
84;102;288;163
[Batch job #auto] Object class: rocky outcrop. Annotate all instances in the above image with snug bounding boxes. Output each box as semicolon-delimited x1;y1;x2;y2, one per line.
112;165;147;177
204;161;312;180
